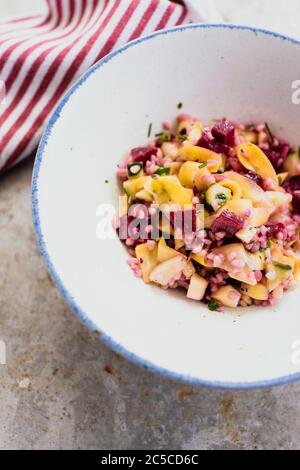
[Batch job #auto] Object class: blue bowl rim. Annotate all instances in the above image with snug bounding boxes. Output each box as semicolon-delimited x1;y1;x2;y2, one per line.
32;23;300;390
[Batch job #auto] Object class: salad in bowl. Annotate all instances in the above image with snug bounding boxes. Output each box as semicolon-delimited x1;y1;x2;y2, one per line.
33;24;300;387
117;116;300;311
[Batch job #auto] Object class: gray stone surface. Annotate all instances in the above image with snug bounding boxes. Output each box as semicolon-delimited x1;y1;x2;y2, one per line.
1;157;300;450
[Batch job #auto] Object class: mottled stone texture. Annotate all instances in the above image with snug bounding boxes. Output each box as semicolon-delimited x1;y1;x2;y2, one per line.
0;157;300;450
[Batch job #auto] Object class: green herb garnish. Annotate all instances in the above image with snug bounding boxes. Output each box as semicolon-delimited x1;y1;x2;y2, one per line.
272;261;292;271
147;123;152;138
198;163;207;169
177;102;183;109
156;131;171;144
208;299;220;311
155;167;170;176
264;122;274;143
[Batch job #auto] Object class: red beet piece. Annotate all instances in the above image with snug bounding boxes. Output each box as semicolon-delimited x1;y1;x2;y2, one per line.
242;171;263;188
284;175;300;193
282;176;300;214
292;191;300;214
263;142;290;171
211;118;236;147
197;132;231;155
131;147;157;164
211;211;244;235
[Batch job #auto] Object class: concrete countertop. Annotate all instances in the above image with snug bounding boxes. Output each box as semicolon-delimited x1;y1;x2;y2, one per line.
1;130;300;451
1;0;300;451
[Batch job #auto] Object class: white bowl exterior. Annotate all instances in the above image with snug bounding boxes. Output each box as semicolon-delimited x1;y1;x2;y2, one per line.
34;25;300;387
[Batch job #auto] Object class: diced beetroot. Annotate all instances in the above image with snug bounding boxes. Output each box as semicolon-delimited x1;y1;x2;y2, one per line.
169;209;197;234
211;118;236;147
262;142;290;171
131;147;157;164
283;176;300;214
211;211;244;235
197;133;231;155
292;191;300;214
280;143;290;160
242;170;263;188
283;175;300;193
263;148;282;170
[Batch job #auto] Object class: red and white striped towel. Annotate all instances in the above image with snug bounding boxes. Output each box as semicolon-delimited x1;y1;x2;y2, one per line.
0;0;220;173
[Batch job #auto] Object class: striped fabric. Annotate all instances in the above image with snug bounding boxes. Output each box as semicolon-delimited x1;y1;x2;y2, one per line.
0;0;195;173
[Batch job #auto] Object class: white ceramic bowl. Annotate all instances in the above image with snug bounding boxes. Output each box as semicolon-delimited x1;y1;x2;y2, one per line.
33;24;300;389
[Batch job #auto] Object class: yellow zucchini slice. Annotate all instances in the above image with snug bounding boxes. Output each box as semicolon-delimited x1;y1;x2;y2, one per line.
236;143;278;187
179;143;222;173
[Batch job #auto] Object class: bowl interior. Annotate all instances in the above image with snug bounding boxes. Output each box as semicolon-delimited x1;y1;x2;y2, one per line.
33;25;300;388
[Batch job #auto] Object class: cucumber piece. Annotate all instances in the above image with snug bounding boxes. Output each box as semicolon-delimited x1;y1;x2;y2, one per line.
155;131;171;144
123;176;151;199
177;129;187;141
205;183;231;210
127;162;144;179
155;167;170;176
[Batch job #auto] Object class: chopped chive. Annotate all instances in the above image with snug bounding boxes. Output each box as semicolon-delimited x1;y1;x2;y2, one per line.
198;163;207;169
155;167;170;176
264;122;274;143
272;261;292;271
208;299;220;311
147;122;152;138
